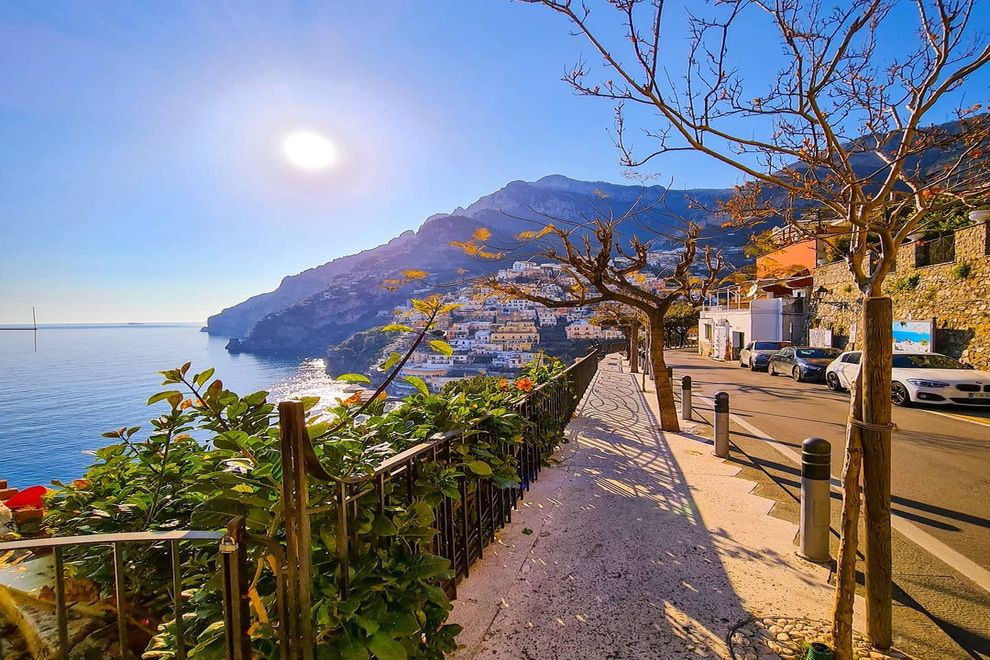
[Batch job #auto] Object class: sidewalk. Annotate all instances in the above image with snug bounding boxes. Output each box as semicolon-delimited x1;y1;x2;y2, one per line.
449;354;868;659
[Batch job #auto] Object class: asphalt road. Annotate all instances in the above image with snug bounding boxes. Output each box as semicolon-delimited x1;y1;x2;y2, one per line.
661;349;990;657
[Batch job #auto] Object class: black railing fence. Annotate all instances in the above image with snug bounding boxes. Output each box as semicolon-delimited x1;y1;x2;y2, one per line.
0;347;615;659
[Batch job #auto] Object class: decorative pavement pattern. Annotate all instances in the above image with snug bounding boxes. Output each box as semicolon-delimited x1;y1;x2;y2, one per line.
729;617;913;660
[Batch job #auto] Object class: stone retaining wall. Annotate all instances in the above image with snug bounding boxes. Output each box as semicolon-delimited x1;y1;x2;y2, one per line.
811;223;990;369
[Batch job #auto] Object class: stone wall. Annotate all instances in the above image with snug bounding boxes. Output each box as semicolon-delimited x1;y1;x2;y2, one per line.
811;223;990;369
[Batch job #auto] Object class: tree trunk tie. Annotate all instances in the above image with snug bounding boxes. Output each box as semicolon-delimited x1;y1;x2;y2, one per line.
847;417;900;432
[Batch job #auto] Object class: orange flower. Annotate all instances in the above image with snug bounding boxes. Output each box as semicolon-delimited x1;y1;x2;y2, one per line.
515;377;535;393
497;378;511;392
339;392;363;407
179;399;194;410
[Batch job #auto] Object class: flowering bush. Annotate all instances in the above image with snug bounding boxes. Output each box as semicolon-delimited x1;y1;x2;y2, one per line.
42;312;576;659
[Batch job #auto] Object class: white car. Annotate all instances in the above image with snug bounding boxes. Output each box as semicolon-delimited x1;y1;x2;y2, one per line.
825;351;990;407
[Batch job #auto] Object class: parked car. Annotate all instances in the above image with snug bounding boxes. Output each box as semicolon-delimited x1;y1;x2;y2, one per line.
739;340;793;370
767;346;842;382
825;351;990;407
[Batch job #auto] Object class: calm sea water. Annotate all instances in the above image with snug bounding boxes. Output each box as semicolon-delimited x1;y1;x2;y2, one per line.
0;324;346;488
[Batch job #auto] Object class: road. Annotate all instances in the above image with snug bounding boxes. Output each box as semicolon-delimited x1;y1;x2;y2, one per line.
662;349;990;657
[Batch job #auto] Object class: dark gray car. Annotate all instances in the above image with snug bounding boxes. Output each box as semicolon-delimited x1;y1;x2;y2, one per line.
768;346;842;382
739;340;793;370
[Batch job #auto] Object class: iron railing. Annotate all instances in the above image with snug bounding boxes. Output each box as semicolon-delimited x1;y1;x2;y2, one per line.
0;524;251;660
0;347;616;659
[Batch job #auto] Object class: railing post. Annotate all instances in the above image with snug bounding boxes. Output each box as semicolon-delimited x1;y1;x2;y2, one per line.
713;392;730;458
681;376;692;421
220;517;250;660
279;400;315;660
799;437;833;563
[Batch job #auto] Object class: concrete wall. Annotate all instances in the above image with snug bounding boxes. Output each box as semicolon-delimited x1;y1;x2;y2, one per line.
812;222;990;369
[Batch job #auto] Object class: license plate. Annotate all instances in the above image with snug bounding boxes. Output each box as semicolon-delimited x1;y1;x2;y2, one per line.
967;392;990;399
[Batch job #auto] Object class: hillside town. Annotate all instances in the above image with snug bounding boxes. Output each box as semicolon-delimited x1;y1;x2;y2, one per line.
384;260;629;390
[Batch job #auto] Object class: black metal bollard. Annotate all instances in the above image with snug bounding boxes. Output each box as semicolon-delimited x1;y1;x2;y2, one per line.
799;437;832;563
681;376;692;421
713;392;729;457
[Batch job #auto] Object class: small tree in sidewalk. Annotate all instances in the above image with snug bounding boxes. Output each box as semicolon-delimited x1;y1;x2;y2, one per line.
592;302;647;371
520;0;989;654
457;210;723;432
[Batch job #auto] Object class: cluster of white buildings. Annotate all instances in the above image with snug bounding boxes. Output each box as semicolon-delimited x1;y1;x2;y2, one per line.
383;261;625;390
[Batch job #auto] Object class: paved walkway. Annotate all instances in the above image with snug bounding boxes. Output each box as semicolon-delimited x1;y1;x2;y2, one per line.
450;354;862;659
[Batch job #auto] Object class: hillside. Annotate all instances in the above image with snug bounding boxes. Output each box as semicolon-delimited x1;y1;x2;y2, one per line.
207;175;744;357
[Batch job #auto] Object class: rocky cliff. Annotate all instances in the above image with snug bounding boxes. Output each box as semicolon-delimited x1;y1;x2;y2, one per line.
207;175;743;357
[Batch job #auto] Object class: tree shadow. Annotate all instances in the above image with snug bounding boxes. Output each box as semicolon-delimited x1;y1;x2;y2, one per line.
464;359;827;658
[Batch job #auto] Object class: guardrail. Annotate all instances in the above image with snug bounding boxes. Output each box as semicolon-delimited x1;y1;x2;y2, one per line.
0;526;243;660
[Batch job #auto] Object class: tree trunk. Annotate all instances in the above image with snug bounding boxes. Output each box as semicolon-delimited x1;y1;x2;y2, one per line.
832;369;864;660
860;297;893;649
630;322;640;373
649;318;680;432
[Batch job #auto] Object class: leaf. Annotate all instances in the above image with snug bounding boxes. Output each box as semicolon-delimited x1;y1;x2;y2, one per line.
371;514;397;537
336;373;371;384
368;633;407;660
338;634;369;660
353;615;380;636
428;339;453;356
403;376;429;396
409;501;435;526
472;226;492;241
381;323;413;333
466;460;492;477
147;390;182;406
522;528;533;535
380;351;401;372
193;368;215;388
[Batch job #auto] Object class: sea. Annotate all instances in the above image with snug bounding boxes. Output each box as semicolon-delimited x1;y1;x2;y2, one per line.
0;324;348;489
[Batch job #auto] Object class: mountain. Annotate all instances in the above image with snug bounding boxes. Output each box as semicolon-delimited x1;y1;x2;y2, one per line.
207;175;743;357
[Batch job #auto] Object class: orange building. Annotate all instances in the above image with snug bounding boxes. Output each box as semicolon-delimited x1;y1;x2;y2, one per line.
756;238;817;278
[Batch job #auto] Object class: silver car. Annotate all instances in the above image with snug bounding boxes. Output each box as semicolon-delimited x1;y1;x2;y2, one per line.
739;340;793;370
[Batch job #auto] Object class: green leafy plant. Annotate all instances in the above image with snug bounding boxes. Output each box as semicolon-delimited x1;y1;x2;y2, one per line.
886;272;920;293
43;298;578;659
951;261;972;280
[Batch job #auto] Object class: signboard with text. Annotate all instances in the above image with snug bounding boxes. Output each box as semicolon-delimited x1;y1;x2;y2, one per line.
892;319;934;353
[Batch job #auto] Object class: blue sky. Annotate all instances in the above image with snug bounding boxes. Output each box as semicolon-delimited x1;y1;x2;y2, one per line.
1;1;986;323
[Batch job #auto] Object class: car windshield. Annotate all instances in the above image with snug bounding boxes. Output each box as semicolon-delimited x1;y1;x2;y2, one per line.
892;353;967;369
795;348;841;359
754;342;788;350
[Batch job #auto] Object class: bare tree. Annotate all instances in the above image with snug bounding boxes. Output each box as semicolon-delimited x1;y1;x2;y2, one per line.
461;208;723;432
520;0;990;654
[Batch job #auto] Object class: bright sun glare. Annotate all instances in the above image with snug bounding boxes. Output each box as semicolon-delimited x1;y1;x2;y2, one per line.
281;130;337;171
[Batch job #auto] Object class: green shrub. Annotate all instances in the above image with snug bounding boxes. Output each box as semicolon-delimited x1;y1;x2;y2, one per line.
951;262;972;280
43;334;573;658
887;272;920;293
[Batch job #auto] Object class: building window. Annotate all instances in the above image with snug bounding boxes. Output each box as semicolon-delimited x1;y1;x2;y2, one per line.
915;233;955;267
704;323;712;340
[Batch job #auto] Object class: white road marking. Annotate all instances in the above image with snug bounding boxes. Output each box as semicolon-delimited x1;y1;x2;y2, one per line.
692;391;990;596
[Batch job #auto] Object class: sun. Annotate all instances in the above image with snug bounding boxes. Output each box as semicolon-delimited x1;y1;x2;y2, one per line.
281;130;338;171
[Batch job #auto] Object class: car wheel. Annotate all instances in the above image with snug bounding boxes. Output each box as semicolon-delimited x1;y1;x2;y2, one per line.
740;358;747;367
749;358;758;371
792;367;803;382
826;372;842;392
892;382;912;407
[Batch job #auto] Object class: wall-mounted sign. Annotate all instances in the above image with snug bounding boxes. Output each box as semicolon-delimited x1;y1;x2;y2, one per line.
893;319;934;353
809;328;833;348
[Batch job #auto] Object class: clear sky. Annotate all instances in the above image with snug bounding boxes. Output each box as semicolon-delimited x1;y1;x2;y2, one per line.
1;1;986;324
